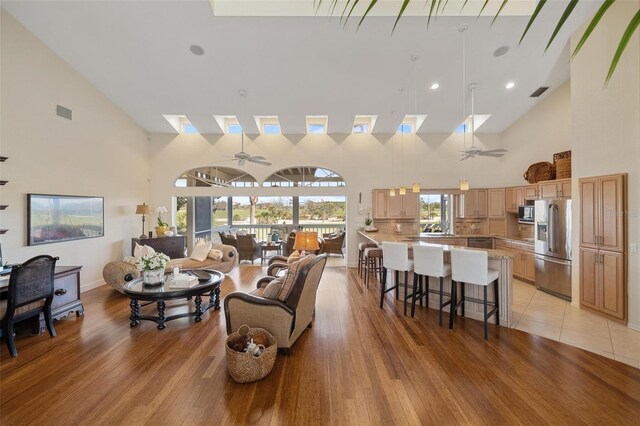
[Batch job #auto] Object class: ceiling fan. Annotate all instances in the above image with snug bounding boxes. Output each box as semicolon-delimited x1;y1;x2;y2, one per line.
216;90;272;167
460;83;507;161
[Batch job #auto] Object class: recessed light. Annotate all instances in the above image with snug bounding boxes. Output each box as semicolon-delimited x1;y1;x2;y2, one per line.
494;46;510;57
505;81;515;89
430;83;440;90
190;45;205;56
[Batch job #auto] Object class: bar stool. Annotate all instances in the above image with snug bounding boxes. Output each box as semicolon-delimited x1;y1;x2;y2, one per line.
449;248;500;340
358;242;378;276
363;247;383;289
411;244;452;326
381;242;414;315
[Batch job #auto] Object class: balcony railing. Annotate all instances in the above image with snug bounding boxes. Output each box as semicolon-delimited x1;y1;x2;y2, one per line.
193;223;345;245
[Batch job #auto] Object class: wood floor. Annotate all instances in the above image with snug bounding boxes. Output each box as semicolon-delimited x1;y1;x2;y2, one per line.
2;265;640;425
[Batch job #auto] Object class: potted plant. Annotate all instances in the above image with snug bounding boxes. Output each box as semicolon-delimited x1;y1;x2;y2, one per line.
155;206;169;236
364;213;373;230
137;252;170;286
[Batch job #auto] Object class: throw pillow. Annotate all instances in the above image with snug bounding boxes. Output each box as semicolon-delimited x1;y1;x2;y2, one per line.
278;254;316;301
229;228;238;238
261;278;284;299
211;232;222;244
133;243;156;258
287;253;302;264
123;256;138;265
190;240;212;262
207;249;223;261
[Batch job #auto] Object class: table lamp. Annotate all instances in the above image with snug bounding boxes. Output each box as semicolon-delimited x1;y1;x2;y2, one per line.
135;203;153;238
293;231;320;257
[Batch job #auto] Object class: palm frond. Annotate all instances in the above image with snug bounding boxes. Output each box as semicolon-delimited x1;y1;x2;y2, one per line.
491;0;510;27
478;0;490;17
606;9;640;84
357;0;379;30
392;0;412;32
545;0;579;51
428;0;439;27
341;0;358;26
519;0;547;45
571;0;614;59
459;0;470;13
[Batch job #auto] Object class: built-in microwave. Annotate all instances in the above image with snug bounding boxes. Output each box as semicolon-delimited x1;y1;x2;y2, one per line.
518;205;535;223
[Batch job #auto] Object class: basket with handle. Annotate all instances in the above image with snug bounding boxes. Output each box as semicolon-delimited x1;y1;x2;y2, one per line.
225;325;277;383
554;150;572;179
523;161;556;184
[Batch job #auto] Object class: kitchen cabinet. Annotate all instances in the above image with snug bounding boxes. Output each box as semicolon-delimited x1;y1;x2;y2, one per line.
539;178;571;199
494;238;535;282
488;189;505;218
579;248;625;320
506;187;526;213
458;189;487;218
371;189;419;220
579;173;626;322
425;237;468;247
524;185;539;200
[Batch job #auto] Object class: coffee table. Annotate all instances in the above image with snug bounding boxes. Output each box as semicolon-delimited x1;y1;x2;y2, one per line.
122;270;224;330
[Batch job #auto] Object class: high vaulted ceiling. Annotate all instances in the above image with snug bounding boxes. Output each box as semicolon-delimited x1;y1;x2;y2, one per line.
2;0;601;134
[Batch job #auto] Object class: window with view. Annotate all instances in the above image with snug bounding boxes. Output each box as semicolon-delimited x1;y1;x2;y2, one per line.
420;194;452;234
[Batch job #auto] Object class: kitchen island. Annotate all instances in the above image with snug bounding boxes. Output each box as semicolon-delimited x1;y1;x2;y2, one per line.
358;231;515;327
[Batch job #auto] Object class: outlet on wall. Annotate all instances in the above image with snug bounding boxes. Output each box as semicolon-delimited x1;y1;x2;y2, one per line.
631;243;638;253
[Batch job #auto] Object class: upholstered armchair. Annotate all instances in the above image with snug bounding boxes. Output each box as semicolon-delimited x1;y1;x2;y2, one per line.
321;231;345;257
224;254;328;349
236;234;265;263
219;232;238;249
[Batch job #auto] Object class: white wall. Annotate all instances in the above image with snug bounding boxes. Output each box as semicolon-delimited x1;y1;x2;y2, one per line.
570;1;640;329
501;82;572;186
147;131;506;266
0;11;150;290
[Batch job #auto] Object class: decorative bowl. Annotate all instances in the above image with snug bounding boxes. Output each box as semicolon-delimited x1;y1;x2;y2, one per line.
163;231;174;237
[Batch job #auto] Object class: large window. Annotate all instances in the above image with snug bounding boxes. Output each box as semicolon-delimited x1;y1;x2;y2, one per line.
231;197;293;226
262;167;345;188
420;194;452;234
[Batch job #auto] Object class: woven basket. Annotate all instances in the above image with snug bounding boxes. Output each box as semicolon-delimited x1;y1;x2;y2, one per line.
523;161;556;184
555;157;571;179
226;325;277;383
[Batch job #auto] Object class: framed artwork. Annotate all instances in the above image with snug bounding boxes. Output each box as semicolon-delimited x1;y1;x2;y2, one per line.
27;194;104;246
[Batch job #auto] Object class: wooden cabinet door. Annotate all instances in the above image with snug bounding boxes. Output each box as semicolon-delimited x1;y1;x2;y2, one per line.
601;250;625;319
539;182;558;199
599;174;625;253
505;188;516;213
524;185;538;200
579;177;599;249
475;189;488;218
488;189;505;218
579;248;599;310
512;251;524;278
559;179;572;198
402;193;419;219
494;240;510;251
524;252;536;281
515;187;526;206
372;190;388;219
387;193;404;218
460;192;476;218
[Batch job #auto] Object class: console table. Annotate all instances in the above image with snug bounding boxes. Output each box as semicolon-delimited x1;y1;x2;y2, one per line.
132;235;186;259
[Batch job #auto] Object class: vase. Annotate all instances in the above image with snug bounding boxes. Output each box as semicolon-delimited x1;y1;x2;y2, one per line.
155;225;167;236
142;268;165;286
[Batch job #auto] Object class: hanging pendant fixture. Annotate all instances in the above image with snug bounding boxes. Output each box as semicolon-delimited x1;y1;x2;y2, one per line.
459;179;470;191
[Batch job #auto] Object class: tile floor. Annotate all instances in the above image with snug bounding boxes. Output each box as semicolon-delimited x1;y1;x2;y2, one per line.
512;279;640;368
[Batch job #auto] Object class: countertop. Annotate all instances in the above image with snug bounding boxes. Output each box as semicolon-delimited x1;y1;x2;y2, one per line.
365;231;534;244
358;231;515;259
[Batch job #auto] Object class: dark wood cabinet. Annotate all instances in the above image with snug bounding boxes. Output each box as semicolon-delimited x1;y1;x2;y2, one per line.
132;236;186;259
51;266;84;320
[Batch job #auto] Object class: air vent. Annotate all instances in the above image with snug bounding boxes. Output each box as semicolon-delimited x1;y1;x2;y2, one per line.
56;104;72;120
530;87;549;98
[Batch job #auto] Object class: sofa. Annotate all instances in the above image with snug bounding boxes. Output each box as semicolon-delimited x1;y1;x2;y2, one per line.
102;243;238;293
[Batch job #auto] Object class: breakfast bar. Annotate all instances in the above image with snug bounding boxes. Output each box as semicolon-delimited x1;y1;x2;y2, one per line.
358;231;515;327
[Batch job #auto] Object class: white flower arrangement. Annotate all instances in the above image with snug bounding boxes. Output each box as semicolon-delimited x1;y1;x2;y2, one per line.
156;206;168;227
137;252;170;271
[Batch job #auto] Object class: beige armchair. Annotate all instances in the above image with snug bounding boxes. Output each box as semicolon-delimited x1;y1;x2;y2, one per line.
224;254;328;349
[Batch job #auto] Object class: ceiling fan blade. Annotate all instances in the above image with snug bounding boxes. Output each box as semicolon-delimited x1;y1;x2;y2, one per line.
460;155;471;161
247;158;272;166
478;152;505;157
481;149;508;154
249;155;267;161
211;158;236;164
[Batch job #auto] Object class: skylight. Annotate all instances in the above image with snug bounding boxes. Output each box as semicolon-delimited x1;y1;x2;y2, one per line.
227;124;242;134
213;115;244;134
162;114;199;134
456;114;492;133
352;115;377;134
306;115;328;134
254;115;281;134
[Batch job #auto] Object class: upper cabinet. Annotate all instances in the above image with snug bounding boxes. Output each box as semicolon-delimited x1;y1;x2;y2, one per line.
539;178;571;199
506;187;525;212
488;188;505;218
458;189;487;219
371;190;419;220
579;174;625;252
524;185;539;200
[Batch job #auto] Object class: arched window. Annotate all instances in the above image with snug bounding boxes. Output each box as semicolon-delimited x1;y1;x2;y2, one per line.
175;167;258;188
262;167;345;188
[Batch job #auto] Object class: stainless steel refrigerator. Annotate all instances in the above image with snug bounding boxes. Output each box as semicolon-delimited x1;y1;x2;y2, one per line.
534;199;572;301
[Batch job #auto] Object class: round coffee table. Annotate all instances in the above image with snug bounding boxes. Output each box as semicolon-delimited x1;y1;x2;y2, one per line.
123;270;224;329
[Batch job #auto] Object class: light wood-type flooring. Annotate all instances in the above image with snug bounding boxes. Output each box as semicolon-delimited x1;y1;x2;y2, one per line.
2;265;640;425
